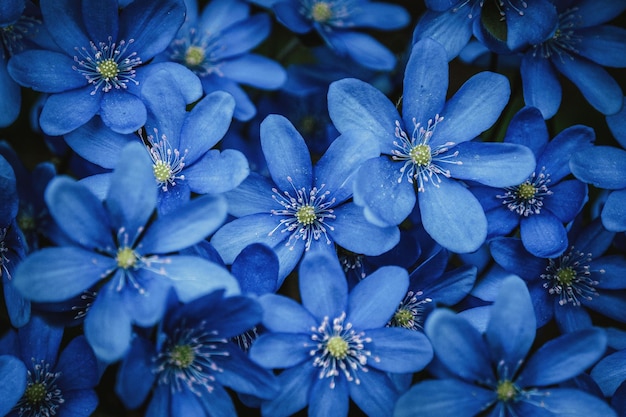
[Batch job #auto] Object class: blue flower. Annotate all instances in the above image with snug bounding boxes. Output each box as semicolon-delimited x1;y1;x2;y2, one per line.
521;0;626;118
0;355;26;415
211;113;400;284
0;315;100;417
249;249;433;417
394;275;615;417
471;106;592;258
12;142;240;362
328;38;536;253
115;289;278;416
159;0;287;121
7;0;191;135
64;69;249;215
253;0;410;70
570;145;626;233
489;217;626;333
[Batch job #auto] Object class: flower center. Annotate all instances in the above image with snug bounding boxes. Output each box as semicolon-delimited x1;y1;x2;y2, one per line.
73;36;142;95
392;309;414;328
391;116;461;192
15;360;64;417
116;246;138;269
496;379;518;402
269;176;336;251
533;7;582;60
497;168;553;217
1;15;41;57
541;246;603;306
142;128;187;191
310;312;378;389
185;45;205;67
154;325;229;396
388;291;432;330
311;2;333;22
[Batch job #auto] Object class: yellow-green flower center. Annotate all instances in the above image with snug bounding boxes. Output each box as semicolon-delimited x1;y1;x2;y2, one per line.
97;58;119;80
170;344;195;368
410;144;432;167
393;309;414;328
311;2;333;22
496;380;518;401
185;46;205;67
556;266;576;286
24;382;47;404
153;160;172;183
327;335;349;359
116;246;138;269
296;205;316;226
517;182;537;200
17;213;36;232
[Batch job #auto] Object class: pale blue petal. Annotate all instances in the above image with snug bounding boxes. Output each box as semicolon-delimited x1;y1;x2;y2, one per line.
366;327;433;373
299;250;347;320
258;293;317;333
184;149;250;195
249;333;311;369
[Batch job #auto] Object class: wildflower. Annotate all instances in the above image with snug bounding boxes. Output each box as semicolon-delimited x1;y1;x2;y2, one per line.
249;250;433;417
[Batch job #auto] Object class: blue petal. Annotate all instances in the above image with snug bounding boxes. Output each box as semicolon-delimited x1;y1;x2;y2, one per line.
273;1;312;34
424;309;495;384
520;211;569;258
418;177;487;253
299;250;347;320
223;172;278;217
115;336;156;409
503;106;548;156
158;256;240;301
198;0;250;34
552;55;623;115
412;8;474;61
84;280;133;362
82;0;119;42
521;53;562;119
0;56;20;128
313;130;380;204
327;77;398;148
220;54;287;89
145;385;171;417
140;70;187;142
331;202;400;256
180;90;235;162
7;50;85;92
184;149;250;194
489;237;550;279
591;348;626;397
231;243;279;295
139;194;227;254
309;376;349;417
0;0;25;25
45;176;114;249
248;333;310;369
55;335;98;390
325;30;396;71
40;0;89;55
366;327;433;373
450;142;536;187
505;0;557;50
123;271;170;327
13;247;113;302
52;388;99;417
583;289;626;323
258;293;317;333
352;157;416;227
348;3;410;29
260;365;315;417
538;125;595;183
216;14;271;58
0;355;26;416
426;264;477;305
347;265;408;329
576;26;626;67
118;0;186;60
554;301;593;333
486;276;536;375
574;0;626;27
100;89;147;134
434;71;510;146
260;114;312;192
607;99;626;149
570;146;626;190
39;87;101;136
135;62;203;105
214;344;278;399
546;180;587;223
348;369;398;417
602;189;626;232
513;387;617;417
201;73;256;121
18;314;63;366
394;379;495;417
402;38;448;128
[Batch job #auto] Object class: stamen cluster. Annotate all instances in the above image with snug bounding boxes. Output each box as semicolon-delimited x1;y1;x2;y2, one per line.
496;168;553;216
388;290;433;330
15;359;65;417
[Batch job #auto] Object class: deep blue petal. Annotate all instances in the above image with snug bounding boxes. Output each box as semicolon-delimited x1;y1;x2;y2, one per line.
426;264;477;306
503;106;549;156
607;98;626;149
8;50;86;92
349;369;398;417
18;314;63;367
273;1;312;34
0;0;25;25
299;249;347;320
258;293;317;333
56;389;99;417
591;348;626;397
394;379;496;417
0;56;20;128
583;289;626;323
490;237;548;280
366;327;433;373
214;344;278;400
40;0;89;54
55;335;98;390
538;125;595;183
198;0;250;34
352;157;415;227
0;355;26;416
215;14;271;58
39;87;101;136
231;243;279;295
347;265;408;329
450;142;536;187
115;336;157;409
486;276;536;375
325;30;396;71
260;364;315;417
570;146;626;190
419;177;487;253
576;26;626;67
554;301;593;333
521;53;562;119
249;333;311;369
545;180;587;223
100;89;147;134
505;0;557;50
403;38;448;128
602;189;626;232
82;0;119;42
309;375;349;417
520;212;569;258
574;0;626;27
513;387;617;417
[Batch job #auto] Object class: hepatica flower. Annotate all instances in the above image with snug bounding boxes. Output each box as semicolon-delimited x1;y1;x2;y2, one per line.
7;0;188;135
471;106;591;258
13;142;240;362
328;38;536;253
394;276;615;417
249;250;434;417
0;315;100;417
253;0;410;71
115;289;278;416
162;0;286;121
211;114;400;284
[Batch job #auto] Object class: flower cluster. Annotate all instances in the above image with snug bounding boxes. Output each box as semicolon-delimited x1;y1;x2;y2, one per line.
1;0;625;416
